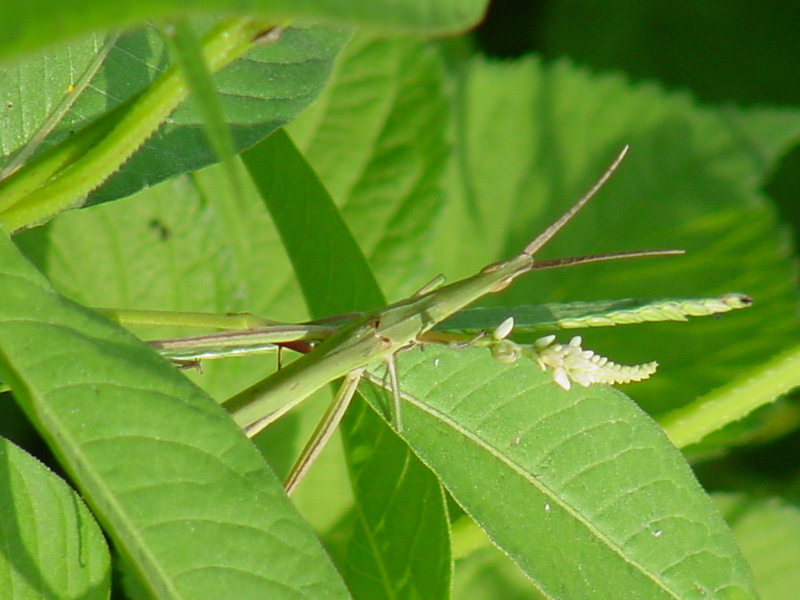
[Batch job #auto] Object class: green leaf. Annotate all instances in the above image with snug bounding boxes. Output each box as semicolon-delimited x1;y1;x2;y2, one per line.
242;128;385;315
0;437;110;600
93;24;349;207
242;128;452;600
328;407;452;600
288;32;450;297
0;231;350;599
361;344;759;599
0;0;488;62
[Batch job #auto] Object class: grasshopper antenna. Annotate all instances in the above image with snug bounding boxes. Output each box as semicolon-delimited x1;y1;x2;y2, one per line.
524;145;629;257
532;248;685;271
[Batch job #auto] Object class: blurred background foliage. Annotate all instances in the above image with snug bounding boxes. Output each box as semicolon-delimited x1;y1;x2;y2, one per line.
477;0;800;235
474;0;800;511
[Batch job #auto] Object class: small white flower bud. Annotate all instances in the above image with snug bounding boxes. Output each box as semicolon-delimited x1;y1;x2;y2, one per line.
493;317;515;340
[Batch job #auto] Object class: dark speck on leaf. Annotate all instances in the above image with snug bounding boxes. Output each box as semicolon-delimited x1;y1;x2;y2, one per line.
149;219;170;240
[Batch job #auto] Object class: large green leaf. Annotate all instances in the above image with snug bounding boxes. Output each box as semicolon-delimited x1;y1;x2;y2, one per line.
0;230;350;599
0;437;110;600
242;129;385;314
288;32;450;297
360;344;758;599
0;0;487;62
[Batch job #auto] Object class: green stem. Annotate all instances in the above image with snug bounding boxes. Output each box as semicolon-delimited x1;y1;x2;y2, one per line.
659;344;800;448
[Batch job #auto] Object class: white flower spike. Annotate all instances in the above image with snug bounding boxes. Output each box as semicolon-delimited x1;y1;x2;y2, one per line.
532;335;658;391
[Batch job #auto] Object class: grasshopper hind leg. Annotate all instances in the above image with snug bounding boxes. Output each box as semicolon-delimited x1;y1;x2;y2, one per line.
283;368;365;495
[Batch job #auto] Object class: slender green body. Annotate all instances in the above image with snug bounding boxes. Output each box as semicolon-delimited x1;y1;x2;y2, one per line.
96;145;698;439
223;254;534;435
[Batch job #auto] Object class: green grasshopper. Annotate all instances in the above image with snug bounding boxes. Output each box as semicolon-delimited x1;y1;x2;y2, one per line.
102;146;751;491
136;293;750;363
217;147;685;437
